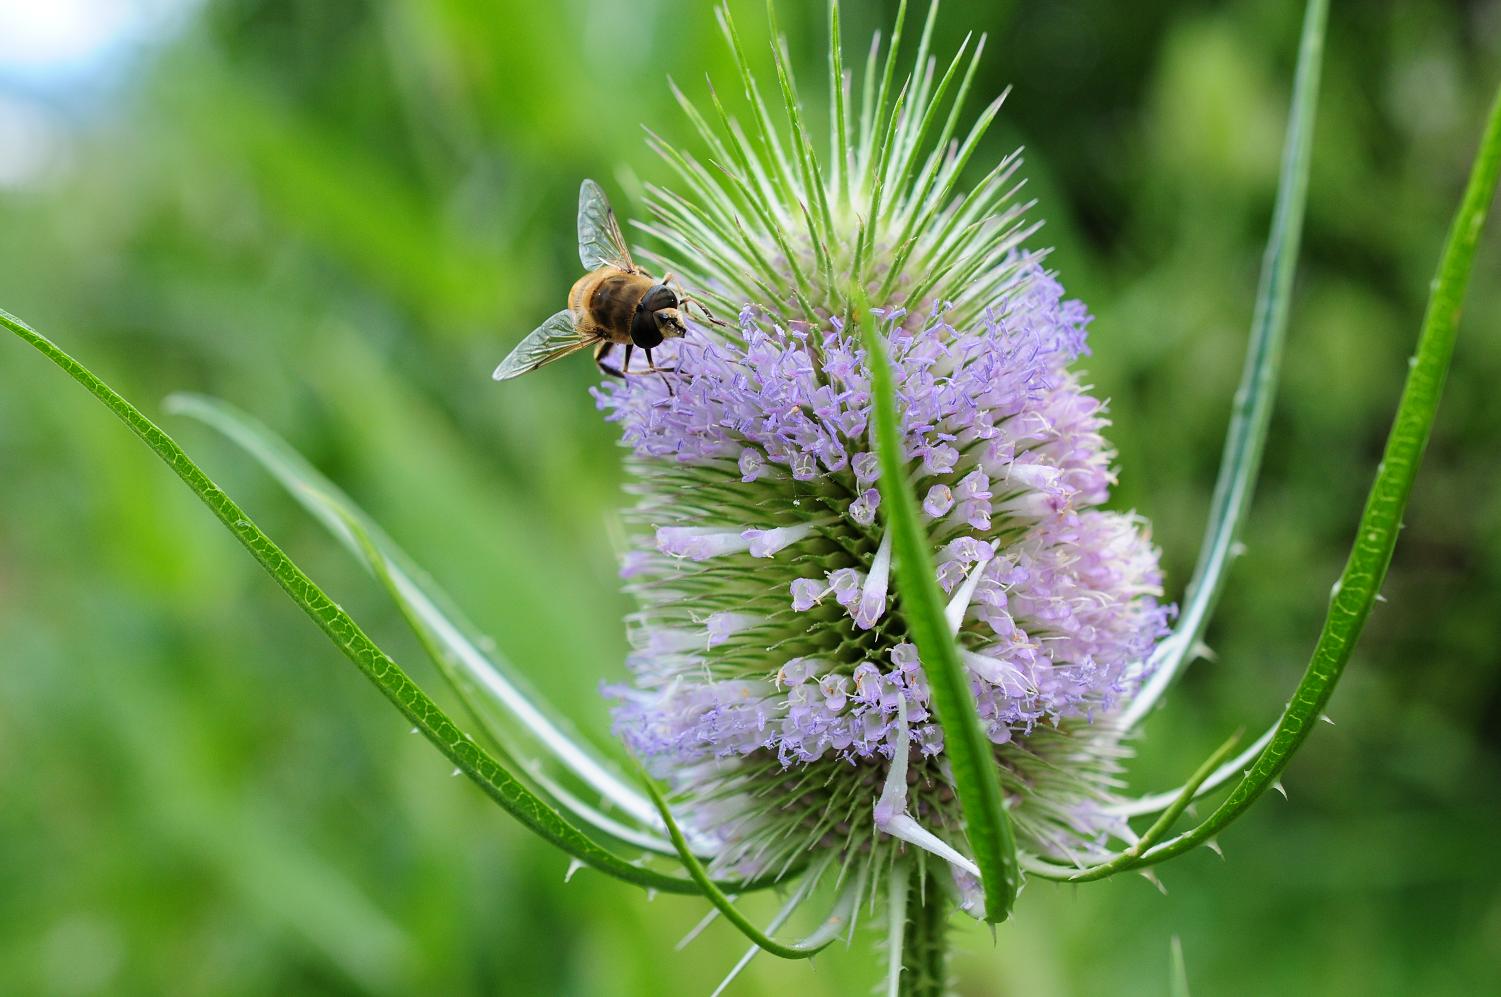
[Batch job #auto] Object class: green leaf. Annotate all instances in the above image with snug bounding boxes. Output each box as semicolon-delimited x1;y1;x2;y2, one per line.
0;308;742;897
856;295;1019;923
162;392;671;845
1122;0;1328;730
1126;71;1501;871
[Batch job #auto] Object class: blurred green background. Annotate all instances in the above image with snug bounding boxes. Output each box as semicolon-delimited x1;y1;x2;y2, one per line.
2;1;1499;994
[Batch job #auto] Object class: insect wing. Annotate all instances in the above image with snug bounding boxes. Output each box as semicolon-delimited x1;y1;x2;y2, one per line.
492;310;592;381
577;178;634;272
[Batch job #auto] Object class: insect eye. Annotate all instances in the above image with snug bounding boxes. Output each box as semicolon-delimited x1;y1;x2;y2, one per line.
643;285;677;312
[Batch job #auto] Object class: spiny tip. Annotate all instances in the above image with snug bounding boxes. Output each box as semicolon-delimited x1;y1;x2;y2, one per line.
1139;869;1168;896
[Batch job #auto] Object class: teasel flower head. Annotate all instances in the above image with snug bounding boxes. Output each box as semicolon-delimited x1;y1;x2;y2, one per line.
8;0;1482;986
9;0;1467;987
593;1;1172;920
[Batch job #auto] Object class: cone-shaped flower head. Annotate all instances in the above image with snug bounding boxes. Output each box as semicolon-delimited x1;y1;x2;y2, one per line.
597;4;1170;911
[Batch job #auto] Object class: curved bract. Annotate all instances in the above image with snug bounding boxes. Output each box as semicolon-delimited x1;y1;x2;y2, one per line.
1025;5;1501;885
1121;0;1329;733
644;779;860;960
1120;73;1501;873
858;295;1019;924
162;392;685;854
0;307;784;899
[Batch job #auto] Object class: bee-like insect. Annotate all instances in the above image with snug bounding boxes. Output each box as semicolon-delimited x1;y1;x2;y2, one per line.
493;179;712;383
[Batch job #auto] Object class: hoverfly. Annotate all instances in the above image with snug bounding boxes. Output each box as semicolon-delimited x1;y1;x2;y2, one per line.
492;179;714;383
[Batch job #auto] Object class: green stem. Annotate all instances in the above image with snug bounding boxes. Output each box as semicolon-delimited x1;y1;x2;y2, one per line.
900;881;949;997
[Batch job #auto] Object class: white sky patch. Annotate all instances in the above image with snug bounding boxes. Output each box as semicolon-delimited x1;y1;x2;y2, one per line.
0;0;139;78
0;0;195;83
0;1;197;188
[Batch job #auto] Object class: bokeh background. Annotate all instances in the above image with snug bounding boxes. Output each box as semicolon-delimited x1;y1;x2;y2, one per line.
2;1;1499;994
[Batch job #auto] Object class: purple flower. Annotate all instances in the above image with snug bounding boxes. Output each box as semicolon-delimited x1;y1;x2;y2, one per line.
601;261;1169;883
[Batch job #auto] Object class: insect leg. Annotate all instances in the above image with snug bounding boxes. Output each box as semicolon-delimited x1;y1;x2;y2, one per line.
643;347;677;373
595;340;625;378
685;295;728;328
644;349;676;396
663;273;728;328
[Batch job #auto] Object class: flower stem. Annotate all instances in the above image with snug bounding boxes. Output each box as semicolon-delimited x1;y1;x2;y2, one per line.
900;882;949;997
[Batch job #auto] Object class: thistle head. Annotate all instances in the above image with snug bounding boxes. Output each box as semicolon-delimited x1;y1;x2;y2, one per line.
598;2;1171;914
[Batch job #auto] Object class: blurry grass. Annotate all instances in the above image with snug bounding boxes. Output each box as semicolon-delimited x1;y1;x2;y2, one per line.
2;1;1499;994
